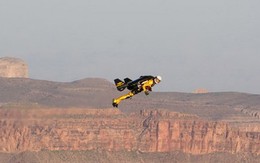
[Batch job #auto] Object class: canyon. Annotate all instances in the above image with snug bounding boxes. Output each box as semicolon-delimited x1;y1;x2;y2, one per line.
0;77;260;162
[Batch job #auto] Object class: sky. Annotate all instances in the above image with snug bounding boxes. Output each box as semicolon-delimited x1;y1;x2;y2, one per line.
0;0;260;93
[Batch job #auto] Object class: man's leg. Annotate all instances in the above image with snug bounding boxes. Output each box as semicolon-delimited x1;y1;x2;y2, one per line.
112;91;135;107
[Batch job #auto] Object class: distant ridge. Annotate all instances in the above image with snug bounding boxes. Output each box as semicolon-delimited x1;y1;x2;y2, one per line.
0;77;260;123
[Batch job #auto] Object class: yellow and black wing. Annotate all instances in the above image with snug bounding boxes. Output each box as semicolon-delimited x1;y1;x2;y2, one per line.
114;78;126;91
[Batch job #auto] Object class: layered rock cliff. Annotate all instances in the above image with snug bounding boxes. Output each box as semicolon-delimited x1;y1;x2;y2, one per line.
0;108;259;155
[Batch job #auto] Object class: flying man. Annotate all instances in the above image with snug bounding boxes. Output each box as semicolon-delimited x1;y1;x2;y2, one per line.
112;75;162;107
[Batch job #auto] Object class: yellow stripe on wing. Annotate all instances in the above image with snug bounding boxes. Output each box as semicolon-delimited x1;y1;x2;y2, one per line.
116;82;124;87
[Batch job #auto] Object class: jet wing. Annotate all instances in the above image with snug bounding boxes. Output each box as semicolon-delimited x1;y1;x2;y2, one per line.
124;78;132;83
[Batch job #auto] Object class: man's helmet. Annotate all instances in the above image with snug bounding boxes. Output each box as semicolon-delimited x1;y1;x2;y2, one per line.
154;76;162;84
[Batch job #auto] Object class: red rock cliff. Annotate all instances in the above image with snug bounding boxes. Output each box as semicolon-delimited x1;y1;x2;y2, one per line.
0;108;259;155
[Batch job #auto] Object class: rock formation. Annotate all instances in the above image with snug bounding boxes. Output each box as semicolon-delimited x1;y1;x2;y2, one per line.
0;108;259;155
0;57;28;78
193;88;208;94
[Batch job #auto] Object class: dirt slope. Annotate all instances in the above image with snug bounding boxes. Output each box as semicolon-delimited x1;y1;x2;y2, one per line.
1;77;259;122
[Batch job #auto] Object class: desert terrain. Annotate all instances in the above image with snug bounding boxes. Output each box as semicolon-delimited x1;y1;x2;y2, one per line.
0;77;260;163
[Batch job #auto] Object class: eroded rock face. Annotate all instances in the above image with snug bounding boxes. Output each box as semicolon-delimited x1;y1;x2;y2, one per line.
0;108;259;155
0;57;28;78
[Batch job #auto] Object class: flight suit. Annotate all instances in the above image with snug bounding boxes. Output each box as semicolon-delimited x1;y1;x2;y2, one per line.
112;78;155;107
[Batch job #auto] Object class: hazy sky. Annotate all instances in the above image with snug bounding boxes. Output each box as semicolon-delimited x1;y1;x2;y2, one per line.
1;0;260;93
